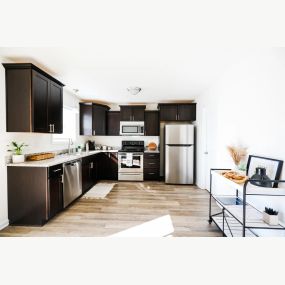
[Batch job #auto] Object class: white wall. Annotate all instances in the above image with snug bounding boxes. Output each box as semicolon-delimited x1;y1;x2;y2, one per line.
196;48;285;224
0;58;84;229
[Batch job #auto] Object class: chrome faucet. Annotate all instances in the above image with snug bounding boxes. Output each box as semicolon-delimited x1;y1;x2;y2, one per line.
68;138;73;154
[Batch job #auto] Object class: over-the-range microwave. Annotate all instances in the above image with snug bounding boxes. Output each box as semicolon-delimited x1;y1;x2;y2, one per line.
120;121;144;136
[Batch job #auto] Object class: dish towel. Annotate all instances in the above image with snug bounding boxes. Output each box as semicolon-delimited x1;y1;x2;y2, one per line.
126;153;133;167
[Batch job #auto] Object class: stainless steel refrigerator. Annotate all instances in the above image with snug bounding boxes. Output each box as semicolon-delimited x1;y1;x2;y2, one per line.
165;124;194;184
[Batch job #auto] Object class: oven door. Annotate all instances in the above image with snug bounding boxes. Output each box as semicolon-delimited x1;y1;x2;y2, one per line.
118;153;144;173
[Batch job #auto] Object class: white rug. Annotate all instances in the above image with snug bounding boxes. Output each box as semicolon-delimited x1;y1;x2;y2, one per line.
82;183;116;199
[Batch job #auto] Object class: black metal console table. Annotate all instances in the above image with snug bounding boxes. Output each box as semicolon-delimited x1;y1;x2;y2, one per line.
208;169;285;237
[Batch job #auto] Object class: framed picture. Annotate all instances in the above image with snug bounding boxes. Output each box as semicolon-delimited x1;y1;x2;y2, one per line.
246;155;283;188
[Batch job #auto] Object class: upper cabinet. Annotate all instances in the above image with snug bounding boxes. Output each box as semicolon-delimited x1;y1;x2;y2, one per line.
107;111;120;136
120;105;146;121
79;103;110;136
158;103;196;121
3;63;64;133
144;111;159;136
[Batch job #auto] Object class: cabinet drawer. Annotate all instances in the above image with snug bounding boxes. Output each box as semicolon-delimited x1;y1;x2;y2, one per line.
144;160;160;169
48;164;63;178
144;153;160;159
144;169;160;180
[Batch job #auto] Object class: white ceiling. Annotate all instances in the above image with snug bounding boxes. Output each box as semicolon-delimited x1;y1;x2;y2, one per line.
0;47;254;104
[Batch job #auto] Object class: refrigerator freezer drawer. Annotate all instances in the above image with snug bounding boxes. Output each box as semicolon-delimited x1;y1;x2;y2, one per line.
165;145;194;184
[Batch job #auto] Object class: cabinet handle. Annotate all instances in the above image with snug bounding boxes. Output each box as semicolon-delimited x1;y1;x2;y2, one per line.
53;169;61;173
52;124;55;133
93;130;96;136
148;172;155;175
90;162;93;169
49;124;53;133
148;162;156;165
61;175;64;184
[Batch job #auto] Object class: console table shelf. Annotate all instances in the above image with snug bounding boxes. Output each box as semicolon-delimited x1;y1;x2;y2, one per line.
209;169;285;237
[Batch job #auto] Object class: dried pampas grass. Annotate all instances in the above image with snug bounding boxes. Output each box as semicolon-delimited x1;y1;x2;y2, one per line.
227;146;247;166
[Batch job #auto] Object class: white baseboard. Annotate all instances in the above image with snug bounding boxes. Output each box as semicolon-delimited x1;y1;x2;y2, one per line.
0;219;9;230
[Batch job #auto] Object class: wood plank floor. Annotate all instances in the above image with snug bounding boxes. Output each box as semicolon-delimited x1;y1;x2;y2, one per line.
0;181;222;237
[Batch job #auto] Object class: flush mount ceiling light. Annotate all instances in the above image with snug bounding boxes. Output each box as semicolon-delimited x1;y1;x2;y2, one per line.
127;87;142;95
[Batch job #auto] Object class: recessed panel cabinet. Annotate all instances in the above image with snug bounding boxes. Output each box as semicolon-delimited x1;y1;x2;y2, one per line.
3;63;64;133
144;111;159;136
79;103;110;136
107;111;120;135
120;105;146;121
158;103;196;122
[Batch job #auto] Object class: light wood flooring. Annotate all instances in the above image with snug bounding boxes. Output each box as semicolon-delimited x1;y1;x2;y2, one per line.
0;181;222;237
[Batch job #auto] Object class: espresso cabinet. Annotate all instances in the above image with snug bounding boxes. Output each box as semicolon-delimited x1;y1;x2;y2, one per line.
144;111;159;136
79;103;110;136
82;155;98;193
7;164;63;225
158;103;196;122
120;105;146;121
3;63;64;133
107;111;120;135
97;152;118;180
79;103;92;136
48;164;63;219
144;153;160;180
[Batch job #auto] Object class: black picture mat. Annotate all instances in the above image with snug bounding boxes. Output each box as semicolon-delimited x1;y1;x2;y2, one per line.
246;155;283;188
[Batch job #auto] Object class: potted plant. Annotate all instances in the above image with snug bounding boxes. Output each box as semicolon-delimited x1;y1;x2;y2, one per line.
7;141;28;163
263;207;279;225
77;145;82;154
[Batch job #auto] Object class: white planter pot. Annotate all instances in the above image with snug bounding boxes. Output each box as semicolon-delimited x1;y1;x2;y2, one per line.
12;154;25;164
263;212;279;226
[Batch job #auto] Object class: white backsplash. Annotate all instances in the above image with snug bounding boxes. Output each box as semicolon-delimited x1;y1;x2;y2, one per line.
86;135;160;149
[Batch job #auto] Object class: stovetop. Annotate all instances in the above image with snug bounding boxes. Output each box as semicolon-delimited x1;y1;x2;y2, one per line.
119;140;145;153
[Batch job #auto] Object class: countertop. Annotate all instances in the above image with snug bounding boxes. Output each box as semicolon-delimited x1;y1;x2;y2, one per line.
144;149;160;153
7;150;118;168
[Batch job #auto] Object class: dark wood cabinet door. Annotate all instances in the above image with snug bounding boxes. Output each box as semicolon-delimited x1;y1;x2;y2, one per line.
82;157;94;193
48;165;63;219
144;111;159;136
92;105;107;135
107;111;120;135
49;176;63;218
120;106;133;121
132;107;145;121
49;81;63;133
107;152;118;180
159;104;177;121
177;104;196;121
32;70;49;132
80;103;92;135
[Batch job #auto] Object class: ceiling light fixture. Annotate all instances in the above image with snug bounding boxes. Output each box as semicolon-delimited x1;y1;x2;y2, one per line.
127;86;142;95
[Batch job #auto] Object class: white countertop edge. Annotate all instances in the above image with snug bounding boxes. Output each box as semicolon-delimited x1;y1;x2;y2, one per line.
7;150;119;168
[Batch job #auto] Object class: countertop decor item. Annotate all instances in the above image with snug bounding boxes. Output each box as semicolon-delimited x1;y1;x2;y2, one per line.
26;152;55;161
147;142;157;151
227;145;247;170
7;141;28;163
221;170;248;184
263;207;279;225
246;155;283;188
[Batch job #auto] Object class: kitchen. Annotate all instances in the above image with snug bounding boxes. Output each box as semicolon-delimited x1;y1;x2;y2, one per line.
1;62;197;228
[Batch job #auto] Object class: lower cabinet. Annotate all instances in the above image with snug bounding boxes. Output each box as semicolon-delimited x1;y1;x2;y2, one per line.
7;164;63;226
144;153;160;180
82;155;98;193
48;164;64;219
98;152;118;180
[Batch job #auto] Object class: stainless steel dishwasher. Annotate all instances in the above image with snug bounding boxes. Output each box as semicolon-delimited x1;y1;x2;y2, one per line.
63;159;82;208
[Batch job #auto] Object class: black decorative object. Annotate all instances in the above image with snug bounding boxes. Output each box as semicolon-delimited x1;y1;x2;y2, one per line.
250;167;272;188
246;155;283;188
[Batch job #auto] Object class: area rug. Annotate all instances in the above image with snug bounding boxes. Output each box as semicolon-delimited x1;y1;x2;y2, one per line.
82;183;116;199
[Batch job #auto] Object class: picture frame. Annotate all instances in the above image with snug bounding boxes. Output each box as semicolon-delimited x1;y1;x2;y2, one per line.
246;155;283;188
